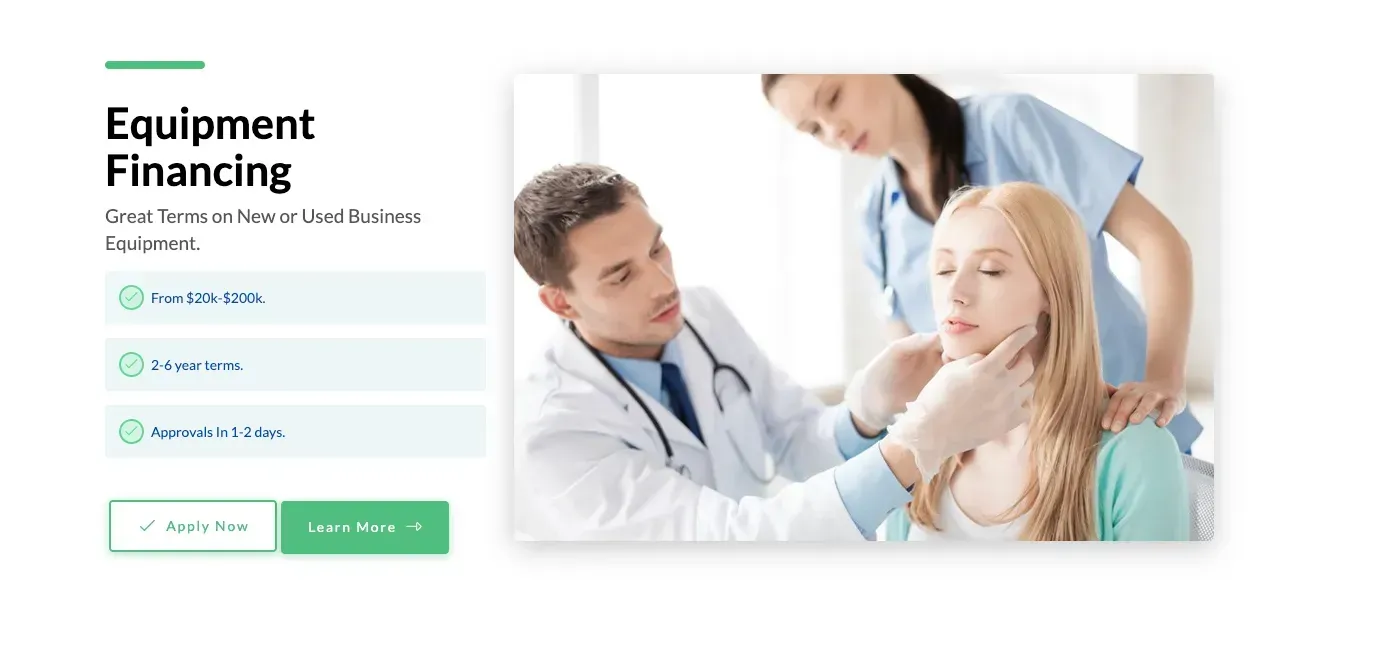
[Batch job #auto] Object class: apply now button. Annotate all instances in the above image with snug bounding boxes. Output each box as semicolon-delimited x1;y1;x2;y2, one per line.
279;501;448;555
110;500;277;552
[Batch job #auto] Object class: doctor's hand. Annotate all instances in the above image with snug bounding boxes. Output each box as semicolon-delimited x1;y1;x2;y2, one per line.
882;326;1037;483
844;332;947;431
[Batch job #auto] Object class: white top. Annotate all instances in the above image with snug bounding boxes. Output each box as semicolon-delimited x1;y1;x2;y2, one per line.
904;483;1026;541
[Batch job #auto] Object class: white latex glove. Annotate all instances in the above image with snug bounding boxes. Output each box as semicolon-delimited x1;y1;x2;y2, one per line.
844;332;946;431
885;325;1038;482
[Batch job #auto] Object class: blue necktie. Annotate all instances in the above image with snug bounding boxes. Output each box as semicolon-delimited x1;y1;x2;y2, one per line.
660;362;704;445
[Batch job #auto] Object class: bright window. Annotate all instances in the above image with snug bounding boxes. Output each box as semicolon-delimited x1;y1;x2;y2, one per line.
595;74;846;388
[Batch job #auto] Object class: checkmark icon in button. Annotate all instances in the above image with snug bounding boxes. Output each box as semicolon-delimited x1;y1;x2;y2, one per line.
118;352;144;377
140;520;156;531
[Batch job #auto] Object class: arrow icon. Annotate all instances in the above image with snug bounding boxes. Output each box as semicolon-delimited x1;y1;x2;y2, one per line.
409;522;422;531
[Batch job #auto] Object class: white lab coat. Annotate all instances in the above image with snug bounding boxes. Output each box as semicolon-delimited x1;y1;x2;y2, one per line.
514;286;867;541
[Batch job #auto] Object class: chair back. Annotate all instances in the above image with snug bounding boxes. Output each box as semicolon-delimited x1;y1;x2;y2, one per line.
1181;455;1214;541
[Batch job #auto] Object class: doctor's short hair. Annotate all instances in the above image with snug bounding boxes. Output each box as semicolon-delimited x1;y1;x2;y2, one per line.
514;163;646;288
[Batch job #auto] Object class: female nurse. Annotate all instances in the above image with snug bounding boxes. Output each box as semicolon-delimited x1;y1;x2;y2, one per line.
761;74;1202;453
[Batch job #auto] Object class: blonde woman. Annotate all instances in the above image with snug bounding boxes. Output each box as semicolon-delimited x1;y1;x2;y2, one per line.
884;182;1190;541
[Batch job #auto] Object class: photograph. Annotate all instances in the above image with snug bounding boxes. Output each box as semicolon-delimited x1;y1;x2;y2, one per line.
511;73;1217;542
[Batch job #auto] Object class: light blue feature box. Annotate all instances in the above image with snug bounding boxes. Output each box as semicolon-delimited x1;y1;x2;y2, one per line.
106;271;485;325
106;338;485;391
105;405;485;458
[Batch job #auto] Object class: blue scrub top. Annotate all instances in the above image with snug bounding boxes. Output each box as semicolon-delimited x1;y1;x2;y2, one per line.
859;92;1202;451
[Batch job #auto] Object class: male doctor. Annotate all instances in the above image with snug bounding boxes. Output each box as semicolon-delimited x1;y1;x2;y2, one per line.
514;164;1035;541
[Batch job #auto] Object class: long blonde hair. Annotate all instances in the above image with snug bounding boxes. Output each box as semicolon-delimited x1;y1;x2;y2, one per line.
907;182;1106;541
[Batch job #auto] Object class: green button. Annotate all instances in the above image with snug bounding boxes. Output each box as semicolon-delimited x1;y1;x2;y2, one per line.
279;501;448;555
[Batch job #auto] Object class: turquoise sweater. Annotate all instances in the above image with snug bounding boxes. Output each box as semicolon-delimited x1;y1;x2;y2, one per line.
884;420;1191;541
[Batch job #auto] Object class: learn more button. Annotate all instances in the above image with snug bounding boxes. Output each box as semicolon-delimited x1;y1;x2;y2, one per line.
109;500;277;552
280;501;448;555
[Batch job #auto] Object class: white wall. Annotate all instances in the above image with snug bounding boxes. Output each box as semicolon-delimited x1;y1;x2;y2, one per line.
512;75;582;382
1134;74;1219;393
840;156;883;380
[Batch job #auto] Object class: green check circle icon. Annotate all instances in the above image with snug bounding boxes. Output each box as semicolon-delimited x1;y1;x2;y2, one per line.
119;285;144;311
119;352;144;377
119;419;144;445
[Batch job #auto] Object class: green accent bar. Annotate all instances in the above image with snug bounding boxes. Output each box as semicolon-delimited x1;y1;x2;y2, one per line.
106;61;204;70
280;501;449;555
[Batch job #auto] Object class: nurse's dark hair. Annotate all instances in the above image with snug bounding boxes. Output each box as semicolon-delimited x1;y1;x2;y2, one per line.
514;163;645;288
761;74;969;219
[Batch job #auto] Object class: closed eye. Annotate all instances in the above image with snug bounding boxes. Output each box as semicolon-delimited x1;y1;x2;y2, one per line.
936;268;1002;277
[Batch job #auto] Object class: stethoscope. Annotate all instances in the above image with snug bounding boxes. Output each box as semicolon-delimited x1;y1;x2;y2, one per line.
879;220;896;318
877;162;969;319
878;175;897;318
569;318;793;484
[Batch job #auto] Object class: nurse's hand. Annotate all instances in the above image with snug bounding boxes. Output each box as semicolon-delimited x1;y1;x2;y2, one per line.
1102;379;1185;432
844;332;947;431
883;326;1037;483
